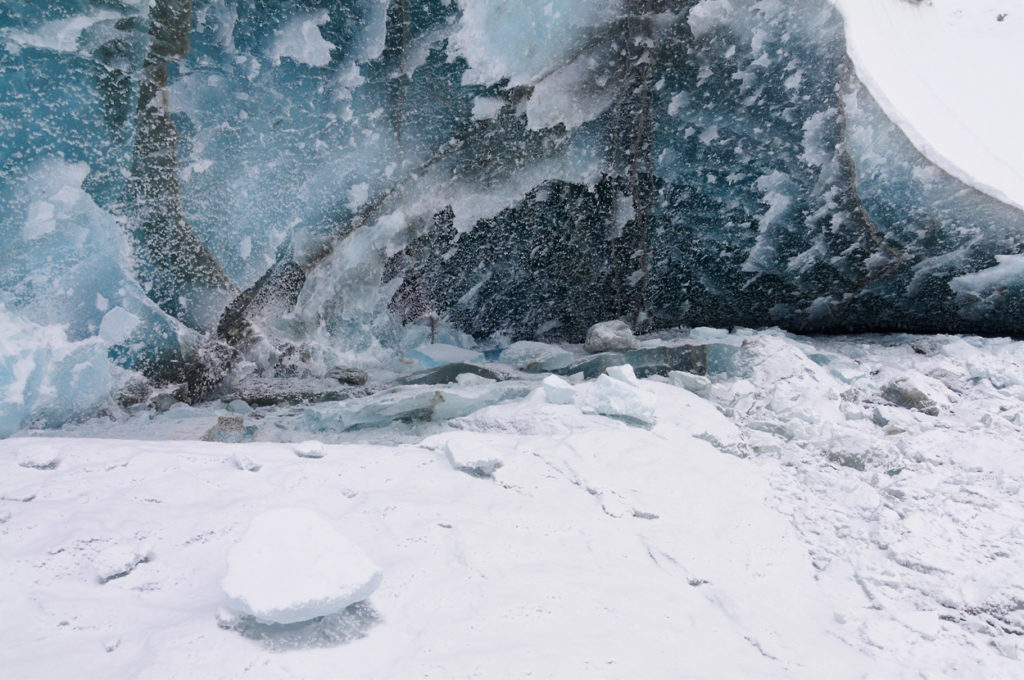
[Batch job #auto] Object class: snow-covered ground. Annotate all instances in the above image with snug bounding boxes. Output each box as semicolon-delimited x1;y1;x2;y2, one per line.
3;329;1023;678
833;0;1024;211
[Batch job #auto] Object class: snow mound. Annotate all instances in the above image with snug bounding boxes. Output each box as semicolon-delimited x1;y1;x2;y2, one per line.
222;508;382;625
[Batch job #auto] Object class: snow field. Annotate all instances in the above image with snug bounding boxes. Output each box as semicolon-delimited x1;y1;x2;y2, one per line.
3;328;1024;676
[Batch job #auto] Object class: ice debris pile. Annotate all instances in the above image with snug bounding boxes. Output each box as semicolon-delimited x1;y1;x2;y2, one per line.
3;1;1024;434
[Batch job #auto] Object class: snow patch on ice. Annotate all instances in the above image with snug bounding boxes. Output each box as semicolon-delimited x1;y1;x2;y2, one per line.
832;0;1024;211
3;11;119;54
268;11;336;68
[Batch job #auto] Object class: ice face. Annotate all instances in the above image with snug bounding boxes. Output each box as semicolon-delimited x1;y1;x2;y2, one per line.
3;1;1024;432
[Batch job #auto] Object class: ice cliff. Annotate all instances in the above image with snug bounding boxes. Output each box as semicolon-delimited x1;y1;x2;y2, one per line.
2;0;1024;433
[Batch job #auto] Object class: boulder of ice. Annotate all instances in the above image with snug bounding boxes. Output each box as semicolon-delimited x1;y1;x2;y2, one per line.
0;303;127;437
293;440;326;459
225;399;253;415
577;373;657;426
541;375;576;405
584;321;639;354
499;341;574;372
222;508;382;625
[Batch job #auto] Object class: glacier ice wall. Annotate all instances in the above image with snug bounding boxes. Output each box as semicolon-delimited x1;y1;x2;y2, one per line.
2;0;1024;430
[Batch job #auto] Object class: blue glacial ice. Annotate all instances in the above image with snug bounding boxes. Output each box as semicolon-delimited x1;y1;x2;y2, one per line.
2;0;1024;432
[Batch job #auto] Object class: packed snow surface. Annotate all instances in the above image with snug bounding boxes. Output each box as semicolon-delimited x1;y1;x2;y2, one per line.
3;329;1024;677
832;0;1024;210
221;507;382;625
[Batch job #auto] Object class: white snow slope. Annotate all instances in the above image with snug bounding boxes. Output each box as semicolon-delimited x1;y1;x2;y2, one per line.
832;0;1024;211
3;329;1024;678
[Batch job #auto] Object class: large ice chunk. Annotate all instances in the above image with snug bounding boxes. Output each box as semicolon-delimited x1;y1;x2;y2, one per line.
406;344;484;368
222;508;382;625
499;341;574;372
577;371;657;426
304;380;532;432
541;374;576;405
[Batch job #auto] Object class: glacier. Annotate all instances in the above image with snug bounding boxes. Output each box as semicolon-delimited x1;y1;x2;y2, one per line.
5;2;1024;673
3;0;1024;431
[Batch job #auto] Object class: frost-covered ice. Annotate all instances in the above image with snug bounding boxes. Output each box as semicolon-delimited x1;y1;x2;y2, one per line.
222;508;382;625
16;443;60;470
